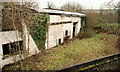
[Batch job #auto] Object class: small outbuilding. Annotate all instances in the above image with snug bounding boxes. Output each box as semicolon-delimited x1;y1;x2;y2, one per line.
36;8;86;49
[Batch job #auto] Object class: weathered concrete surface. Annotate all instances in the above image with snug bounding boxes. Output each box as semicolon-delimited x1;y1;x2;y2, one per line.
46;15;81;49
47;23;74;49
63;23;73;39
0;31;22;62
0;31;22;44
0;31;22;69
47;24;64;49
0;29;40;69
49;15;81;23
22;24;40;55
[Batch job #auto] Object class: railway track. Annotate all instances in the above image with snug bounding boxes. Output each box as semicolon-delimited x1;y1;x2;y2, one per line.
55;52;120;72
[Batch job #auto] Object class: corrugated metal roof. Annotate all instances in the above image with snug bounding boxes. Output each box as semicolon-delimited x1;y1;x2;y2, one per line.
36;9;86;17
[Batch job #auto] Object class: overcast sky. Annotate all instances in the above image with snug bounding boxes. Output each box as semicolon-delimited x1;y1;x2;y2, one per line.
1;0;119;9
35;0;119;9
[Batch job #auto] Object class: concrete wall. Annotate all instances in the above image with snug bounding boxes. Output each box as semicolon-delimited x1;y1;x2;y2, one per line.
0;25;40;69
47;23;74;49
0;31;22;68
47;24;64;49
63;23;73;39
46;15;82;49
50;15;62;23
22;24;40;55
50;15;81;23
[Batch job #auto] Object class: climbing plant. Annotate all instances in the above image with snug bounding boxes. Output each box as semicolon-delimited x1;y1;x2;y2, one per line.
28;13;49;51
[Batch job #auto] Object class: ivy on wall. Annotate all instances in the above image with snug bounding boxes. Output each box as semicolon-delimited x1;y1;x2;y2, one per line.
81;17;87;30
28;13;49;51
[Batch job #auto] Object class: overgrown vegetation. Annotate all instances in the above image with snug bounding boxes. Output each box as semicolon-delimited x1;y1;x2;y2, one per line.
1;2;49;70
78;12;100;39
28;13;49;51
1;1;119;71
94;23;119;34
2;2;49;51
79;11;118;39
3;33;119;70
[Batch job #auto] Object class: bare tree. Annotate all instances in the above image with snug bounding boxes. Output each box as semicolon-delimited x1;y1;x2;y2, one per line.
60;2;82;12
116;1;120;24
107;0;120;23
2;1;39;70
107;0;120;51
48;2;57;9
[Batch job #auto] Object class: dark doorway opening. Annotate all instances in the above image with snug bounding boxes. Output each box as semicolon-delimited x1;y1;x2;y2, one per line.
65;30;68;36
59;39;61;45
2;41;23;56
73;22;77;37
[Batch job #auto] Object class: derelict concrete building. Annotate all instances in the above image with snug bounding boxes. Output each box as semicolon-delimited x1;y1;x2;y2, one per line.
0;7;86;69
37;9;86;49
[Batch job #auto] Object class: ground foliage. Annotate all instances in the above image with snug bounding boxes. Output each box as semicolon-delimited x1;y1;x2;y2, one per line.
3;33;119;70
94;23;119;35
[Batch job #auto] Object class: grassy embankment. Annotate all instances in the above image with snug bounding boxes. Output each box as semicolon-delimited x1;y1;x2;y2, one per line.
3;33;119;70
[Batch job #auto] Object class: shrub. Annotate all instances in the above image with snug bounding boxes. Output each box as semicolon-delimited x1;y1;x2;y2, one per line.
78;27;96;39
79;12;118;39
94;23;119;35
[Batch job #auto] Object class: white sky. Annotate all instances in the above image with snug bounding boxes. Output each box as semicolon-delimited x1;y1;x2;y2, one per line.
35;0;120;9
1;0;119;9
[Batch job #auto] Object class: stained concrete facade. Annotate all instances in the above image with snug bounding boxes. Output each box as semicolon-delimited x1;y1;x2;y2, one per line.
46;15;82;49
0;27;40;69
0;8;85;69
